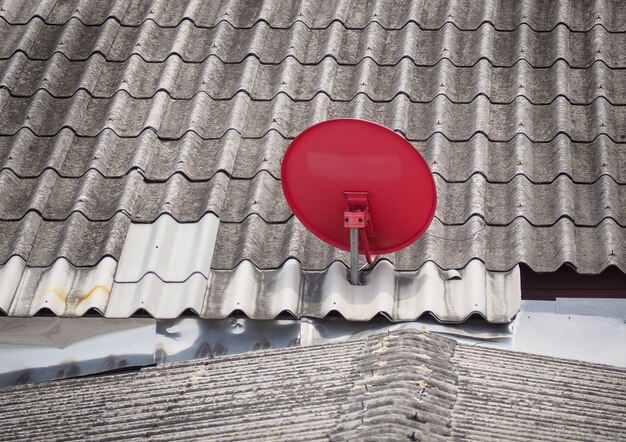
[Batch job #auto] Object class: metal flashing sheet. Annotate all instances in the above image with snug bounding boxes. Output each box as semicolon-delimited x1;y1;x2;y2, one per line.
2;308;623;388
556;298;626;321
456;308;626;367
0;317;155;386
502;312;626;366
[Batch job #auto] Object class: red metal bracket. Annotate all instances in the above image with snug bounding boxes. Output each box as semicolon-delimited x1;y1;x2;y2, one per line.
344;192;377;265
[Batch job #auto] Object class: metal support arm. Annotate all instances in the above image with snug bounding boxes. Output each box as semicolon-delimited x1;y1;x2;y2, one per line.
349;228;360;285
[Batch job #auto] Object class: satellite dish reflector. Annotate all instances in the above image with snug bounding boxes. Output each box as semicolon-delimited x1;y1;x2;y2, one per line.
281;119;437;285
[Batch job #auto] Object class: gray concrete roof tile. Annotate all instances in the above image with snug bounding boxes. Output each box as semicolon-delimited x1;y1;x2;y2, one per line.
2;18;626;66
2;91;625;143
2;0;626;32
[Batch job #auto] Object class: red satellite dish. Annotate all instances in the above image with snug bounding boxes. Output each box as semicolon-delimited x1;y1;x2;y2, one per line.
281;119;437;284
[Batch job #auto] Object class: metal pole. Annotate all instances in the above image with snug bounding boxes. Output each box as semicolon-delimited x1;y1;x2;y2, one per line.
349;228;359;285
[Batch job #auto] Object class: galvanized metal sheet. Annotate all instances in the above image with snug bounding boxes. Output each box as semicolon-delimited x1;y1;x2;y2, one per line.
456;308;626;367
155;318;302;364
556;298;626;321
0;317;155;387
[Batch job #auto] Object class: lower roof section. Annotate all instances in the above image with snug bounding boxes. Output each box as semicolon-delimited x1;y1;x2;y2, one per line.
0;255;520;323
1;328;624;441
451;343;626;441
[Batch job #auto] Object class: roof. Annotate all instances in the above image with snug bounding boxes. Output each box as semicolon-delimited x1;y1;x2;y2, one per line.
0;0;624;320
1;329;624;441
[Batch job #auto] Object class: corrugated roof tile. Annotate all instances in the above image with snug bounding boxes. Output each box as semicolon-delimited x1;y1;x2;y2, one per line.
2;55;625;106
0;212;129;267
2;0;626;32
2;91;624;143
2;18;625;66
6;257;116;316
3;130;623;184
212;216;624;273
116;213;219;282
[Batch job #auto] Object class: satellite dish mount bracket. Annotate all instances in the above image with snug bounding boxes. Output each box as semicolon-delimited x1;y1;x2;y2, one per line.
344;192;376;285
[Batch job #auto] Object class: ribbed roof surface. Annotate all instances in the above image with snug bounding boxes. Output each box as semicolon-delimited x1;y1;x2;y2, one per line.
1;329;624;440
0;0;624;319
452;344;626;440
2;0;626;30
